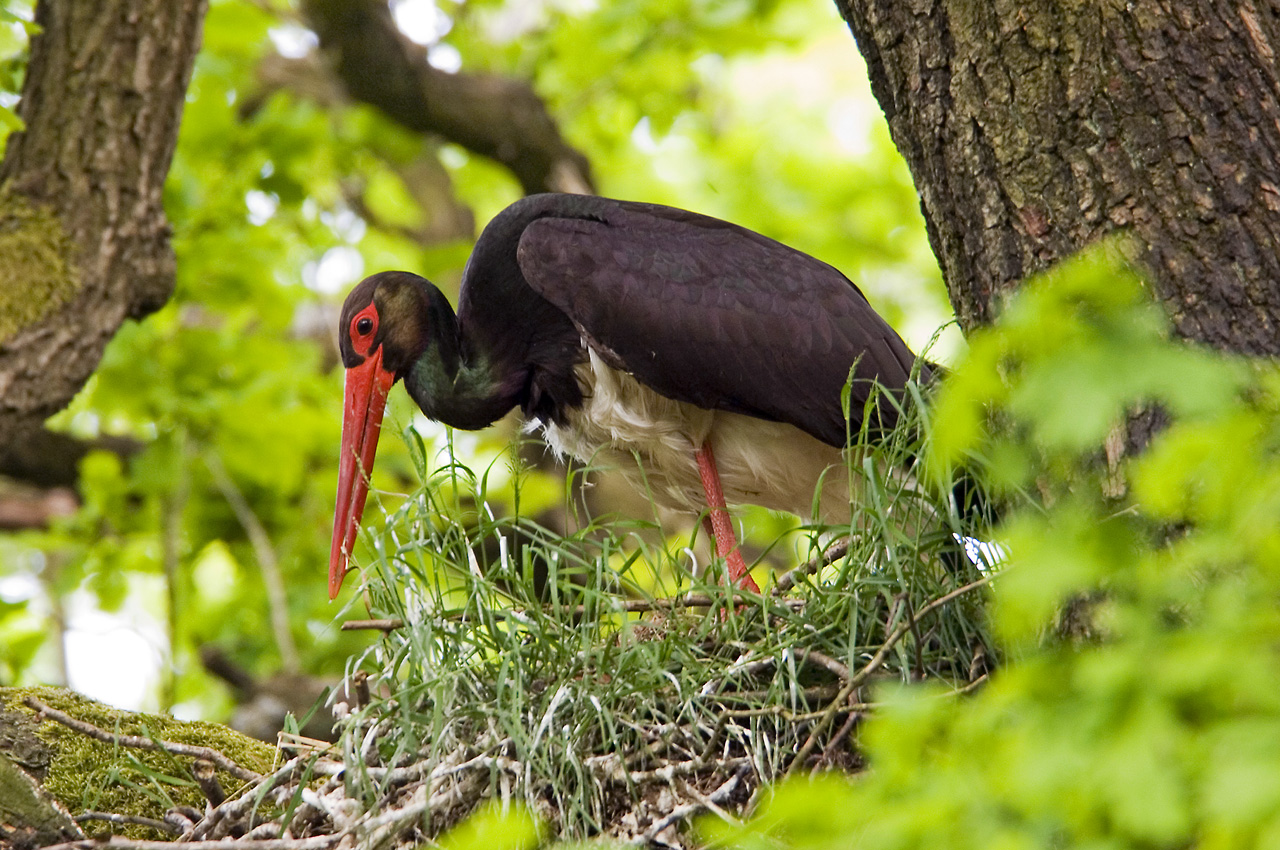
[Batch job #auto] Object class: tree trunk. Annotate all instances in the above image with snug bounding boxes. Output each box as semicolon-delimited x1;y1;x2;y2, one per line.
0;0;206;442
836;0;1280;355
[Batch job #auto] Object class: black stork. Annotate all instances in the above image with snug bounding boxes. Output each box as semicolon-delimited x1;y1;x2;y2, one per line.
329;193;929;600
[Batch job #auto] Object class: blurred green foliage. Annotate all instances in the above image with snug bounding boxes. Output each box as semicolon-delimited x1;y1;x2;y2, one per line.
0;0;945;720
0;1;33;133
438;802;542;850
688;246;1280;847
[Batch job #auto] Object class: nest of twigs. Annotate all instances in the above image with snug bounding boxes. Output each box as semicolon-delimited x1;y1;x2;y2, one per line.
323;540;989;848
16;531;990;850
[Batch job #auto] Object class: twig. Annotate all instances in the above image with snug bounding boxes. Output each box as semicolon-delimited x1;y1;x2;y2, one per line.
623;756;751;786
801;648;851;680
244;821;287;840
352;670;371;707
706;685;845;705
947;673;990;696
516;592;801;618
773;538;851;594
686;773;744;829
192;759;226;806
815;710;862;771
643;765;750;841
698;652;778;696
300;749;523;787
166;806;203;835
583;752;750;786
563;593;751;614
73;812;180;835
44;839;339;850
361;771;484;848
849;573;995;692
22;696;262;784
784;572;995;777
720;701;873;722
342;618;404;632
342;593;806;631
276;732;334;758
192;757;317;840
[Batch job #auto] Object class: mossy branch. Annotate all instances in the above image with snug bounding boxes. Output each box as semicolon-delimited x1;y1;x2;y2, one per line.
22;697;261;785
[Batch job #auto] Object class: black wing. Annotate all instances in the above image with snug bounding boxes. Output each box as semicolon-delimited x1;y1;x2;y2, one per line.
514;199;923;447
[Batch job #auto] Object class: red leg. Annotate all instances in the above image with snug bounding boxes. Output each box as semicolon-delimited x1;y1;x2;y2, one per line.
695;442;761;593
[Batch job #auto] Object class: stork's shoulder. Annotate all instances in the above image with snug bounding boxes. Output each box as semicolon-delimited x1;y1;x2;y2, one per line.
504;195;922;446
512;196;875;330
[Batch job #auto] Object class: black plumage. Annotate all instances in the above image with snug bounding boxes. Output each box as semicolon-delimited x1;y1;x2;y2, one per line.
456;193;926;444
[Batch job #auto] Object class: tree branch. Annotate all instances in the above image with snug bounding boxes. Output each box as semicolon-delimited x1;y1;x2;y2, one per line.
0;426;141;490
0;0;208;441
0;486;77;530
22;695;262;784
301;0;593;196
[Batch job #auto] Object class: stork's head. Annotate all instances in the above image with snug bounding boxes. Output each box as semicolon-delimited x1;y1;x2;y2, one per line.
337;271;439;377
329;271;435;599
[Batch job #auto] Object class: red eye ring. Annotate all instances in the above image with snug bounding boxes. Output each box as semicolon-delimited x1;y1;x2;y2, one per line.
349;306;379;355
350;307;377;339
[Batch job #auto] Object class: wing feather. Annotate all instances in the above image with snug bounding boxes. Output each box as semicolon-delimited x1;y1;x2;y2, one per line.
514;200;923;447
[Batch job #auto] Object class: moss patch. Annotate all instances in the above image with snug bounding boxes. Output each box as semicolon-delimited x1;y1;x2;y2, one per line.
0;195;80;342
0;686;277;840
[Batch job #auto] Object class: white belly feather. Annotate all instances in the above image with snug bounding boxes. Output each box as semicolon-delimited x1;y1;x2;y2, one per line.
540;350;857;524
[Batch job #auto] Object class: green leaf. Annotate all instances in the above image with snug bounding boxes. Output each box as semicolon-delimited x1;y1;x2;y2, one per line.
439;803;541;850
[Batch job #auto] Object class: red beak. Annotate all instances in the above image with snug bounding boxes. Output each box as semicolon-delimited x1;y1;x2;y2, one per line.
329;348;397;599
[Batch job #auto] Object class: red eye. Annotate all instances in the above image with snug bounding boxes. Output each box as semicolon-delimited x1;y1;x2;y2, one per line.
350;307;377;340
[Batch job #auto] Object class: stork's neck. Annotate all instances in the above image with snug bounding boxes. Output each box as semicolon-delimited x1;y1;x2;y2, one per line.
402;293;522;431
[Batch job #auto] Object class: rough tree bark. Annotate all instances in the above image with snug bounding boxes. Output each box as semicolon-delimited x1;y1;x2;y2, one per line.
0;0;207;458
837;0;1280;356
